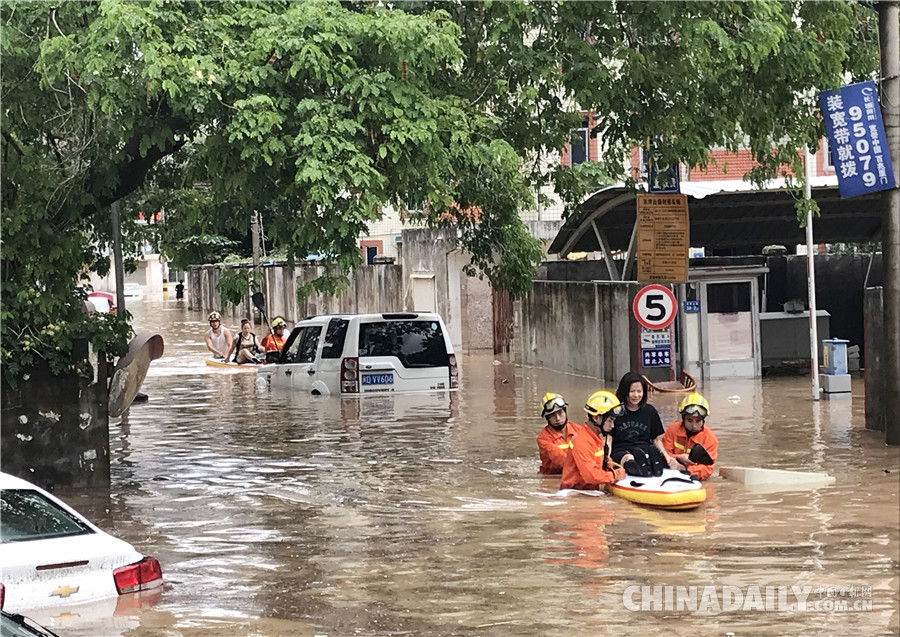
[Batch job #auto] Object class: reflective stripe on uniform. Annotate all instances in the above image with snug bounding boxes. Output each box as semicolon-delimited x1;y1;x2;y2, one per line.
557;441;574;450
594;449;604;457
673;441;687;451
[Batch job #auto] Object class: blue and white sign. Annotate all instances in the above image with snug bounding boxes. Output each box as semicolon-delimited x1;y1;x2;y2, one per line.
640;327;672;369
683;300;700;313
820;81;896;198
642;348;671;368
640;330;671;349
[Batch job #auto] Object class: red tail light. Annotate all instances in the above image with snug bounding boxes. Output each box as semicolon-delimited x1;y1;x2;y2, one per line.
341;357;359;394
448;354;458;389
113;557;163;594
1;582;5;609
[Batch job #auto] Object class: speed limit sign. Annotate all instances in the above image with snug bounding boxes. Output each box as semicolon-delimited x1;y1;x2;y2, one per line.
633;284;677;330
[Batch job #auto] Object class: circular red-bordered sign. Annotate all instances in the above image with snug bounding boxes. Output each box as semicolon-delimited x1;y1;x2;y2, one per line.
632;285;677;330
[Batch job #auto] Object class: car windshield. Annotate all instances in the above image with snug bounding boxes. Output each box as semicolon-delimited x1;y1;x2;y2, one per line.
358;320;448;367
1;611;58;637
1;489;93;543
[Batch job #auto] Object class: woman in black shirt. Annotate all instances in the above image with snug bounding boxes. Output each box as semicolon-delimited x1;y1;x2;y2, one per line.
611;371;676;476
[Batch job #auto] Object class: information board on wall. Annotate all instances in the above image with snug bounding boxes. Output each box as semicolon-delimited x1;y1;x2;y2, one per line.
636;194;690;283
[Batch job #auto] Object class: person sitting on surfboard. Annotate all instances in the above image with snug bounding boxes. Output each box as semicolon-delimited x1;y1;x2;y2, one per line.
611;371;673;477
260;316;288;364
559;391;627;490
662;392;718;481
204;311;233;360
536;392;581;475
225;318;263;364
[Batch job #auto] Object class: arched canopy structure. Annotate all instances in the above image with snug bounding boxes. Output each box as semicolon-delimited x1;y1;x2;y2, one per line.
548;177;883;275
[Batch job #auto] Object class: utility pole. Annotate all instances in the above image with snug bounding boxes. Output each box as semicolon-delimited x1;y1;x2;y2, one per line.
111;200;125;314
803;145;821;400
250;210;262;324
878;1;900;445
251;209;261;270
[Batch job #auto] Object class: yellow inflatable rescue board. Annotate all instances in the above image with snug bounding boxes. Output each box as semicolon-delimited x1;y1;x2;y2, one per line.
606;468;706;510
205;358;261;370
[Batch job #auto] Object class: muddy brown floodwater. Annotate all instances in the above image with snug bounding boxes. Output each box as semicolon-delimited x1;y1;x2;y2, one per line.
40;298;899;636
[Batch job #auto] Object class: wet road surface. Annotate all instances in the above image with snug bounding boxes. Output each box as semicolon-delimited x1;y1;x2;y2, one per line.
41;298;900;636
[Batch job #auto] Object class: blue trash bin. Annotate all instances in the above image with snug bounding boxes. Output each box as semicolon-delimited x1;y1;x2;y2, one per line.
823;339;849;375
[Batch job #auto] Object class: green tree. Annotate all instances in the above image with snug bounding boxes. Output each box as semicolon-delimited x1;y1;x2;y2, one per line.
1;0;541;381
411;0;878;210
1;1;878;383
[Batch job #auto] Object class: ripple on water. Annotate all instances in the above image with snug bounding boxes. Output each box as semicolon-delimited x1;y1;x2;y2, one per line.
65;303;900;637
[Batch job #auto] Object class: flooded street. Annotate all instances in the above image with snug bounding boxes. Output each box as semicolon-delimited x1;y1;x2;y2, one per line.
46;298;898;636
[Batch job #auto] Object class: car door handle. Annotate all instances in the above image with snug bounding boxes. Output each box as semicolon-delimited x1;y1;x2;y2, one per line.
307;369;315;375
284;370;292;376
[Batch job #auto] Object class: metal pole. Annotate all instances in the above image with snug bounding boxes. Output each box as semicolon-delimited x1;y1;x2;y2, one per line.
804;144;821;400
878;0;900;444
111;200;126;314
251;210;261;270
251;210;262;326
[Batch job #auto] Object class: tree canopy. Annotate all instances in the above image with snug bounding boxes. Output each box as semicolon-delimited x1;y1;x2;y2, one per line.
1;1;878;381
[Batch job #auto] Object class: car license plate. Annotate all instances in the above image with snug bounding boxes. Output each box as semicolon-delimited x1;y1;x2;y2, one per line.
362;373;394;386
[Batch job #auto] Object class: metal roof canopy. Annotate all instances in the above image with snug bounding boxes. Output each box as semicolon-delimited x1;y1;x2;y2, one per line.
548;178;883;260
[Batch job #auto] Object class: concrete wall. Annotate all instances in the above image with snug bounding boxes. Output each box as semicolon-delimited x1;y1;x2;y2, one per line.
864;287;883;432
185;228;494;353
535;259;613;282
766;253;882;365
401;228;455;320
1;358;110;489
188;262;403;324
524;220;564;246
519;280;639;381
461;270;494;351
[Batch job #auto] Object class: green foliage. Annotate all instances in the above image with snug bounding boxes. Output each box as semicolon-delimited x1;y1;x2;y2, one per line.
1;1;880;381
216;268;263;308
1;286;132;386
795;197;821;228
414;0;878;192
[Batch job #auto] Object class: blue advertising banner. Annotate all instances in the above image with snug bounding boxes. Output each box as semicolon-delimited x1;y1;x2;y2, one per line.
820;80;896;198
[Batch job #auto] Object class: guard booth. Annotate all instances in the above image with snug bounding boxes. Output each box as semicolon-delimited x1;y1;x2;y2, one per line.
676;264;767;380
625;264;766;384
544;181;875;383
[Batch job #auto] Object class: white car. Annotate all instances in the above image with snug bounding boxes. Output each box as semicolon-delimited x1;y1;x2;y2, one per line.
86;292;116;314
122;283;143;299
1;610;60;637
258;312;459;395
0;472;163;614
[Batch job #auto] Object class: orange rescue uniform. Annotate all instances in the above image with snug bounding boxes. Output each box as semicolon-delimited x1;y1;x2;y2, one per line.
537;421;581;474
661;420;719;481
559;424;626;489
260;333;286;353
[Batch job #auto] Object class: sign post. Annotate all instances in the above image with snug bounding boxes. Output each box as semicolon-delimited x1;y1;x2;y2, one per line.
632;284;677;330
633;285;678;381
636;194;690;283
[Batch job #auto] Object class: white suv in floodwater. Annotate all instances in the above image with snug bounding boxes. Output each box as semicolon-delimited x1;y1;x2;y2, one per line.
258;312;459;395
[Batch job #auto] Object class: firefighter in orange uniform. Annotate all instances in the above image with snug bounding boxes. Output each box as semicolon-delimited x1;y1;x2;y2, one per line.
260;316;288;363
662;392;719;481
536;392;581;475
560;390;627;490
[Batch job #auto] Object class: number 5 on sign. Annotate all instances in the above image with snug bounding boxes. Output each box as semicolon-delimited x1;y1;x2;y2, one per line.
633;285;677;330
